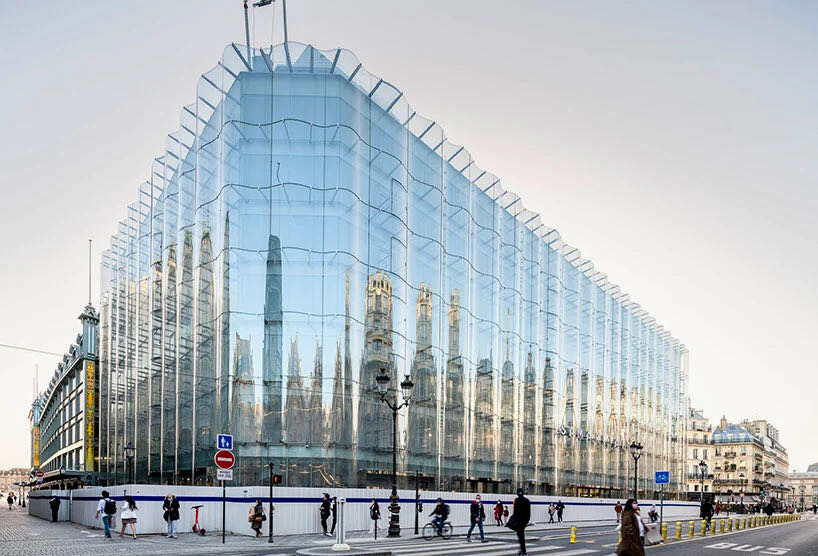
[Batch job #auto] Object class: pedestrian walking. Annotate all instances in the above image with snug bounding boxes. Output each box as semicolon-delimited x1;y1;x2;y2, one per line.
320;493;332;536
369;498;380;535
330;496;338;534
548;502;555;523
249;499;266;538
466;494;488;543
556;500;565;522
95;490;116;539
494;500;504;526
614;501;623;523
507;488;531;556
6;494;13;511
48;495;60;522
162;493;180;538
617;499;645;556
648;504;658;523
700;497;714;530
119;496;138;539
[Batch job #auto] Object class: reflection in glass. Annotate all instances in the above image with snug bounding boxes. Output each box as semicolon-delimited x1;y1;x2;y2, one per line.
97;42;689;497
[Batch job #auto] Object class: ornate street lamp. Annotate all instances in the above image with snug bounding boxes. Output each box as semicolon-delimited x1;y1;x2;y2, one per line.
375;366;413;537
629;441;643;499
124;444;135;485
699;460;708;503
800;485;805;511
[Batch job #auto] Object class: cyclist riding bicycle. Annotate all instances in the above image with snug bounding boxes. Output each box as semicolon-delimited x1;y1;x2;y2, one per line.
429;498;450;535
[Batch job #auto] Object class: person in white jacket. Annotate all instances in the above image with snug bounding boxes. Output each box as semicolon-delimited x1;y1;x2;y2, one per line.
119;496;138;539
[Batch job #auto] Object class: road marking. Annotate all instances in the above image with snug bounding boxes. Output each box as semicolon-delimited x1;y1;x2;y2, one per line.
705;543;789;554
390;543;567;555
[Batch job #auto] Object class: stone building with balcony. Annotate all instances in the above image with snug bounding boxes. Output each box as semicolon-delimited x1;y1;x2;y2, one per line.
685;407;714;500
710;416;789;505
787;466;818;510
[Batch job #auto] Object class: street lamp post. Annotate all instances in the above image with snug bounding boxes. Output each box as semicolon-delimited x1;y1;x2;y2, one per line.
800;485;805;512
698;460;707;503
629;442;643;499
124;444;135;485
375;367;413;538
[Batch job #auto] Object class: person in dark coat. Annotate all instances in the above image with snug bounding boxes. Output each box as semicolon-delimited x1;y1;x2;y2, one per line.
508;488;531;555
556;500;565;522
249;499;266;537
466;494;488;543
48;496;60;522
700;497;714;529
162;494;181;538
617;499;645;556
320;493;331;535
330;496;338;534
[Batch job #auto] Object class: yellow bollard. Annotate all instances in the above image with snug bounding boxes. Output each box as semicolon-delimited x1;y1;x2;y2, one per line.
569;526;577;544
661;522;668;542
720;519;725;533
689;520;695;537
701;520;707;536
741;517;746;529
728;518;733;531
675;521;682;540
619;529;622;543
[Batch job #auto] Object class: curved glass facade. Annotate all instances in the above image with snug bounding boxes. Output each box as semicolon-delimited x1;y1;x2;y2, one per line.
98;42;689;497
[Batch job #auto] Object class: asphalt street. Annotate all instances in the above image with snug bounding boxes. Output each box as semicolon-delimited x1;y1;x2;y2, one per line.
3;505;816;556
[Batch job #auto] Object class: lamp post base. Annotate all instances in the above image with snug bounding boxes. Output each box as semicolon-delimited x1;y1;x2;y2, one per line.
388;493;401;537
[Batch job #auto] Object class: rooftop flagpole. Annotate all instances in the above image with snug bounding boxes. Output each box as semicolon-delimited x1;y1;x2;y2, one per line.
243;1;252;62
88;238;92;305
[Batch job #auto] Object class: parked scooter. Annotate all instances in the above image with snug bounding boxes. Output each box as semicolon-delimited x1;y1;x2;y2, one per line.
192;504;206;535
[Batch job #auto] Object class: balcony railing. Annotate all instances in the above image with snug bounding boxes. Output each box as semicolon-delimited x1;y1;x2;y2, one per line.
725;451;737;458
688;473;714;480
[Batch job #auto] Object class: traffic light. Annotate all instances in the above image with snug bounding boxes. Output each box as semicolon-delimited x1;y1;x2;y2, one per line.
272;474;283;484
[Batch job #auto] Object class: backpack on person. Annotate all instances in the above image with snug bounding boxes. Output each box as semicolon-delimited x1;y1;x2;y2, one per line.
103;498;117;515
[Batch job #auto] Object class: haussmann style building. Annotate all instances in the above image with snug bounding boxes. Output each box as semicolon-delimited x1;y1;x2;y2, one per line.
96;41;690;497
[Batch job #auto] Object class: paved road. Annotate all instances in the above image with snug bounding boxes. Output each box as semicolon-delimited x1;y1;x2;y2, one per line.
649;516;818;555
4;505;814;556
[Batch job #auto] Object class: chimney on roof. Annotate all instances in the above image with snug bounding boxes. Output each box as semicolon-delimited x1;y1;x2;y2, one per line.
720;415;728;430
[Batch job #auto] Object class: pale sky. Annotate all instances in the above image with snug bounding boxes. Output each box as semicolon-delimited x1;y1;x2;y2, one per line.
0;1;816;472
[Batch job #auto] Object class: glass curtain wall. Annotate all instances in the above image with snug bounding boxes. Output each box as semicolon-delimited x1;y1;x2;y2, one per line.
98;42;688;496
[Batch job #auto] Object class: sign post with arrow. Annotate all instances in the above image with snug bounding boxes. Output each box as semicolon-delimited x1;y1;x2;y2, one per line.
215;435;234;544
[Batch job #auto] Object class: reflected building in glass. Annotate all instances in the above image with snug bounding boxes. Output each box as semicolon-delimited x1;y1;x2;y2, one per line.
98;41;689;497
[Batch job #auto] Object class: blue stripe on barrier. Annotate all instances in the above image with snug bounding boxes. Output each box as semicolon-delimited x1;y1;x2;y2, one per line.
29;493;695;508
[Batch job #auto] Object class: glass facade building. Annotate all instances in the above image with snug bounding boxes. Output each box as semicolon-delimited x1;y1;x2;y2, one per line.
99;42;689;497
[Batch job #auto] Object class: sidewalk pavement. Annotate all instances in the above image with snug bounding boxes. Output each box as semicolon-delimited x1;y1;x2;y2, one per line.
2;503;624;556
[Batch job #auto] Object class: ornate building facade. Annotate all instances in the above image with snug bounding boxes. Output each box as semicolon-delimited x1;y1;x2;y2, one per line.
96;41;689;496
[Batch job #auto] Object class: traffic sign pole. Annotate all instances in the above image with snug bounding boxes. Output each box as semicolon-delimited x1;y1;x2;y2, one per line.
222;480;226;545
660;484;664;528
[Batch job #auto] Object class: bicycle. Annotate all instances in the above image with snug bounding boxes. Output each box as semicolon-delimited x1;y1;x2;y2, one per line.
423;520;452;540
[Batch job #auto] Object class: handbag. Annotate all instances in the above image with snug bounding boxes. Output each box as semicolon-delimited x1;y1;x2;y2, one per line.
507;515;519;531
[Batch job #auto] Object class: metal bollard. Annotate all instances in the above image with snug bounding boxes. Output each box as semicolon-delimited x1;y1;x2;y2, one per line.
661;522;668;542
569;527;577;543
728;518;733;531
701;520;707;536
675;521;682;540
331;498;350;552
720;519;725;533
689;520;695;537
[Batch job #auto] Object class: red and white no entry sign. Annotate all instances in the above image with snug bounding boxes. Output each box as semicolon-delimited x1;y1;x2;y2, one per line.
214;449;235;469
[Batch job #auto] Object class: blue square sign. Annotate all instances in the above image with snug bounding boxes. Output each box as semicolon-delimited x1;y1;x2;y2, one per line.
217;434;233;451
654;470;670;485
